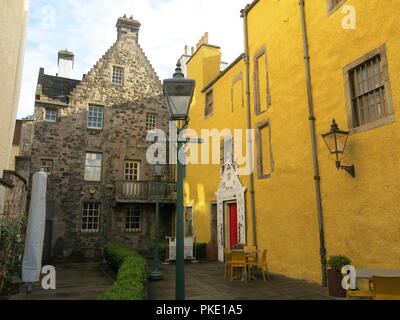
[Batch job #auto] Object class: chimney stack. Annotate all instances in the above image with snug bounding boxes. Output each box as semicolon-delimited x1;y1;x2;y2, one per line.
116;15;141;42
58;50;74;78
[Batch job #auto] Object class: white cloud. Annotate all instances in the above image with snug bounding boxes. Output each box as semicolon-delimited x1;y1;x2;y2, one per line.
18;0;249;118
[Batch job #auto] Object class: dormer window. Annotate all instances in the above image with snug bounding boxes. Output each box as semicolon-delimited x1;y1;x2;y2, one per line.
45;109;57;122
112;66;124;85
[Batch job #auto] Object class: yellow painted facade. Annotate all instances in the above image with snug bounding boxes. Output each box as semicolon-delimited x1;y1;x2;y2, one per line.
183;0;400;284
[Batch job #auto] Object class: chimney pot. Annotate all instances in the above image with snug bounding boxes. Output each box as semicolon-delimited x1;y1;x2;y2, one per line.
58;50;74;78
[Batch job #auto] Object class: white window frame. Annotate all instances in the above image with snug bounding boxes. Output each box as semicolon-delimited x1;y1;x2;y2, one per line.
124;160;140;181
87;105;104;129
125;206;141;232
40;159;53;175
45;109;57;122
84;153;102;182
112;66;124;85
81;202;100;233
146;113;157;132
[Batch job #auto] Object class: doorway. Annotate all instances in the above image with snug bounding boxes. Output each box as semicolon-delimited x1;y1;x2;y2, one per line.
224;202;238;249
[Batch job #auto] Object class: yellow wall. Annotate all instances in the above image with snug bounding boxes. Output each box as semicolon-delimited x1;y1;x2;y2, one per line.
0;0;29;176
184;0;400;284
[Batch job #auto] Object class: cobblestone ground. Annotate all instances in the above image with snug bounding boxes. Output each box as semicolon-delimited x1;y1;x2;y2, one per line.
149;261;334;300
9;262;114;300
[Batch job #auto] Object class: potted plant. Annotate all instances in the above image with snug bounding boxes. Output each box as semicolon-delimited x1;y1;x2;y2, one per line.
327;255;352;298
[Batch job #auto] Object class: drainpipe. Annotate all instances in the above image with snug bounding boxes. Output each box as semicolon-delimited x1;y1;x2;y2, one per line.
241;4;258;247
299;0;327;287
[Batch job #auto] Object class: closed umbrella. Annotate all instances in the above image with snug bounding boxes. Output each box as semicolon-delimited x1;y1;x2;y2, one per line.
22;172;47;294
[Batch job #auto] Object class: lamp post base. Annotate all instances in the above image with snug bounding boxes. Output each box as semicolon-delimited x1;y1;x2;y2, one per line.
149;271;163;282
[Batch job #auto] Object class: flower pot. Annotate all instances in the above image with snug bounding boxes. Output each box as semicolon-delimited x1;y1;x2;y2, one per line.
206;247;218;261
327;270;346;298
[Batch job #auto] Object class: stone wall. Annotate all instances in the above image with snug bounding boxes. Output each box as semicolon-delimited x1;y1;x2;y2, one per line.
23;20;174;260
0;171;27;219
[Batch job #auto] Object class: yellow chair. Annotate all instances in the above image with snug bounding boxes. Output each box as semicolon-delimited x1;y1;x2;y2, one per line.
244;245;257;262
247;249;269;281
223;248;231;279
372;276;400;300
229;251;248;282
346;281;373;300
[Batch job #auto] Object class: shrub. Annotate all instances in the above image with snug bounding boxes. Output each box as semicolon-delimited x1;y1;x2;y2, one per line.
328;255;352;272
100;243;147;300
0;215;27;295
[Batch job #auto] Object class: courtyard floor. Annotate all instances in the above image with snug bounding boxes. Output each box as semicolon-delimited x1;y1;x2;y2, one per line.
9;262;114;300
149;261;333;300
7;261;334;300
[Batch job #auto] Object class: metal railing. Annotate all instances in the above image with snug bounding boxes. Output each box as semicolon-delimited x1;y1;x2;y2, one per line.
115;181;176;202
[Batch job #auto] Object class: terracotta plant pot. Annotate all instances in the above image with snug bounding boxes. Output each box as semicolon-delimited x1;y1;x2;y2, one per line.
206;247;218;261
327;270;346;298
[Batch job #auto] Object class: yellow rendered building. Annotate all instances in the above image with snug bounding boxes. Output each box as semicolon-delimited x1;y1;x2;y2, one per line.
182;0;400;285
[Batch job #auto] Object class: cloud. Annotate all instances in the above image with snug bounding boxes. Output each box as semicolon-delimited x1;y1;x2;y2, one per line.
18;0;249;118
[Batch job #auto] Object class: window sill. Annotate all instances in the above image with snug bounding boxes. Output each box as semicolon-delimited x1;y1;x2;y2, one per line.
349;114;396;135
327;0;347;16
87;127;103;131
204;112;214;120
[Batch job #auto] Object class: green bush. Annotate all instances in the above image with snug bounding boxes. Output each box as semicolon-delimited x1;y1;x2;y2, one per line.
0;215;27;295
100;243;147;300
194;242;207;260
328;255;352;272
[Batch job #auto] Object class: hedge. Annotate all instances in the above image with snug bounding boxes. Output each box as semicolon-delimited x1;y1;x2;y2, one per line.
100;243;147;300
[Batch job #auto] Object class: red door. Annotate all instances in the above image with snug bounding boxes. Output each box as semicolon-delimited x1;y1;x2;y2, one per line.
229;204;238;248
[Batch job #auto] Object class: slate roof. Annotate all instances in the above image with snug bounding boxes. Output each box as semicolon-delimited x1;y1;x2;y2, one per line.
37;67;81;103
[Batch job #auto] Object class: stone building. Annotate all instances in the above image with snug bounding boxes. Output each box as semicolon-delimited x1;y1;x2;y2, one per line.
21;16;176;261
0;0;29;219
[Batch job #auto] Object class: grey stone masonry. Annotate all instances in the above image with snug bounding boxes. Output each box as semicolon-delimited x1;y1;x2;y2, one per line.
22;16;175;261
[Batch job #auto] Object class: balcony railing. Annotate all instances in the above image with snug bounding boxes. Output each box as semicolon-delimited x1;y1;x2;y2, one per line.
115;181;176;203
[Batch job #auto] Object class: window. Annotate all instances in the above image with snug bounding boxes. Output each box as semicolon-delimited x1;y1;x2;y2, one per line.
40;160;53;175
231;72;244;112
146;113;157;132
81;202;100;233
205;90;214;117
124;161;140;181
126;206;141;232
220;136;234;174
256;120;274;179
185;206;193;237
87;105;104;129
344;45;394;134
112;66;124;85
327;0;347;14
45;109;57;122
84;153;102;181
254;47;271;114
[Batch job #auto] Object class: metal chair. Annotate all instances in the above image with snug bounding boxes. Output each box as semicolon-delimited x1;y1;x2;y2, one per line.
229;251;248;282
247;249;269;281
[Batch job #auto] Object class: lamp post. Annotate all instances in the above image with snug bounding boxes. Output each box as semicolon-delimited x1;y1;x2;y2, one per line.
149;163;164;282
321;119;355;178
163;62;195;300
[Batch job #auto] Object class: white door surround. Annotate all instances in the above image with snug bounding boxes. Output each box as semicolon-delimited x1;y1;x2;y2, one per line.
215;162;246;262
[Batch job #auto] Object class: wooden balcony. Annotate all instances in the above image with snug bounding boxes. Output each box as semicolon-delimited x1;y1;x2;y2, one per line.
115;181;176;203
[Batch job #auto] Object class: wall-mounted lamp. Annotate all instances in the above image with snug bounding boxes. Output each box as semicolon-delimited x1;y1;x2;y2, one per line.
321;119;355;178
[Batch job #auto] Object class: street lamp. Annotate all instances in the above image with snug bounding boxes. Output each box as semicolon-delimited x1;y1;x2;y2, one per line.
163;61;195;300
321;119;355;178
149;163;164;282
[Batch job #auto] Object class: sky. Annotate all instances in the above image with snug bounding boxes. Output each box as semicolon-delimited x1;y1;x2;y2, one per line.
17;0;249;119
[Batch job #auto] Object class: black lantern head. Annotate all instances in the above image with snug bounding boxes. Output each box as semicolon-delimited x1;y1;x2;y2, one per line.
163;61;195;121
152;163;164;178
321;119;355;178
321;119;350;156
